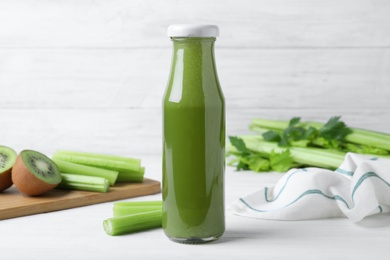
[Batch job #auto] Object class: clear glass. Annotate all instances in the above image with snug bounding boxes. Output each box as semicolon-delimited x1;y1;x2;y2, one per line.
162;37;225;244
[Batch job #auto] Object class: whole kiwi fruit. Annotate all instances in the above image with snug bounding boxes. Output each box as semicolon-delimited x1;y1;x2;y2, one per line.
12;150;62;196
0;145;17;192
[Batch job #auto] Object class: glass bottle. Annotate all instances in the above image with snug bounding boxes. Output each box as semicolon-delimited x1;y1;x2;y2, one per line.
162;24;225;244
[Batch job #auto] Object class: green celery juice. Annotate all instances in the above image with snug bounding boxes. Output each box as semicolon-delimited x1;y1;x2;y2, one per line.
162;25;225;244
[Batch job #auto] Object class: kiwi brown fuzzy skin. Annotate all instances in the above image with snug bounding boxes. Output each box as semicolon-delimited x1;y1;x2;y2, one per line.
0;169;13;192
12;153;59;196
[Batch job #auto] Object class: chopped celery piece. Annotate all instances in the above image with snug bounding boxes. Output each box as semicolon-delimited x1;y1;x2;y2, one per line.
113;205;161;217
57;173;109;192
53;159;118;186
116;170;144;182
103;210;162;236
53;152;141;173
113;200;162;216
55;150;141;166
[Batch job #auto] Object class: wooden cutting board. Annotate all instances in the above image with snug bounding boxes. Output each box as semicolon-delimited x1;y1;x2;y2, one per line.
0;178;161;220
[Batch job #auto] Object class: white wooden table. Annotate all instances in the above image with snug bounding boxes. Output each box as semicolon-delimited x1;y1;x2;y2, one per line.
1;155;390;259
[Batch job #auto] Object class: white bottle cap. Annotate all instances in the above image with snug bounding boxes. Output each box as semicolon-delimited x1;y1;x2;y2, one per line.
167;24;219;38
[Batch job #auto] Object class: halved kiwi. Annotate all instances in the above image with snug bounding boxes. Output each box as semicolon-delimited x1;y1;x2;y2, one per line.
0;145;17;192
12;150;62;196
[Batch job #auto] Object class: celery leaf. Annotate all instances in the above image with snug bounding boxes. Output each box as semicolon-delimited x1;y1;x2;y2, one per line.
319;116;352;142
229;136;251;154
262;130;281;142
269;150;294;172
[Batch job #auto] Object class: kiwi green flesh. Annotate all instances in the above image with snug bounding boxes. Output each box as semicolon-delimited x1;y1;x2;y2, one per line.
0;145;17;174
21;150;61;184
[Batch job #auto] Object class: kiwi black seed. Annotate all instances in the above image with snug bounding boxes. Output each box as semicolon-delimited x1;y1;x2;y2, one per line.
0;145;17;192
12;150;62;196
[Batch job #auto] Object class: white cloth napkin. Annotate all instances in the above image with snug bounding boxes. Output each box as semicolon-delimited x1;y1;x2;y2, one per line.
229;153;390;222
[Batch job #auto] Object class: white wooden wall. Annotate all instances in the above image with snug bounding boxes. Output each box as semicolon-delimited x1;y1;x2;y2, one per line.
1;0;389;157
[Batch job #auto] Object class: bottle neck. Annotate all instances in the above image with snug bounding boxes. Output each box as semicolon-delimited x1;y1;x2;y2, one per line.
166;37;221;103
169;37;217;79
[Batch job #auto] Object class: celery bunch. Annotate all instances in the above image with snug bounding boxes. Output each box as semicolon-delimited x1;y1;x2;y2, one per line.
251;117;390;154
228;116;390;173
53;150;145;192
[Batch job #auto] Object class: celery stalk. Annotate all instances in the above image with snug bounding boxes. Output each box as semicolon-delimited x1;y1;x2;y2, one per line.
113;201;162;217
55;150;141;166
113;201;162;207
238;135;345;169
57;173;109;192
330;126;389;151
113;205;161;217
53;159;118;186
116;167;144;182
300;121;390;151
103;210;162;236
